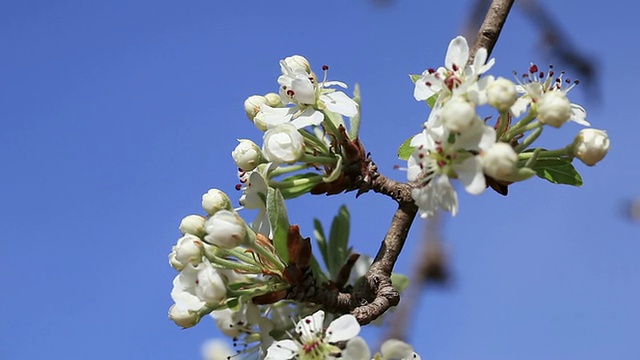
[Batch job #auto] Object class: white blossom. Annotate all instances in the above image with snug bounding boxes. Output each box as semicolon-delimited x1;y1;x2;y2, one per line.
245;95;269;121
232;139;263;171
486;77;517;112
537;91;572;128
204;210;247;248
378;339;421;360
202;189;232;215
179;214;206;237
265;310;360;360
573;128;610;166
482;142;518;180
262;123;305;164
174;233;205;266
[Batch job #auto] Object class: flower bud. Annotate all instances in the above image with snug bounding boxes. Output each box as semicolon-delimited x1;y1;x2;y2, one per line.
168;248;184;271
265;92;283;107
262;123;305;164
440;96;476;133
201;189;232;216
537;91;571;128
281;55;311;74
244;95;268;121
168;304;200;328
252;111;268;131
175;233;205;266
204;210;247;248
179;214;206;237
482;142;518;180
232;139;263;171
487;77;517;112
573;129;610;166
195;265;227;304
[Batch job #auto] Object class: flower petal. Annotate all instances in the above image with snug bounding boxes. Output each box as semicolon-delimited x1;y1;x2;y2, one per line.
380;339;418;360
445;36;469;70
265;339;298;360
570;103;590;126
455;156;486;195
342;337;371;360
291;107;324;128
325;314;360;342
321;91;358;117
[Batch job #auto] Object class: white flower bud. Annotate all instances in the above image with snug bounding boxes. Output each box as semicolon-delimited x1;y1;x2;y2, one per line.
195;265;227;304
252;110;268;131
487;77;517;112
204;210;247;248
262;123;305;164
482;142;518;180
440;96;476;133
281;55;311;74
232;139;263;171
265;92;283;107
537;91;571;128
168;248;184;271
174;234;205;266
244;95;268;121
168;304;200;328
573;129;610;166
179;214;206;237
201;189;232;216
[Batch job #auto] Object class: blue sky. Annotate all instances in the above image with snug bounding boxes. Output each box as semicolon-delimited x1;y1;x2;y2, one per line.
1;1;639;359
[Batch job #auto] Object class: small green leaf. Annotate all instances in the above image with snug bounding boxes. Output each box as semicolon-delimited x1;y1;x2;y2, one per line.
391;273;409;293
327;205;350;278
348;84;361;139
313;218;329;268
409;74;421;83
397;136;415;160
308;254;329;285
425;93;437;108
266;188;291;263
531;158;583;186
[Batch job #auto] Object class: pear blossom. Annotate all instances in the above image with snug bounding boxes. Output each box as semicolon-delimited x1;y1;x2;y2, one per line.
259;56;358;130
511;64;589;126
262;123;305;164
245;95;269;121
238;170;271;236
195;262;228;304
414;35;494;103
537;91;572;127
264;310;360;360
407;118;496;218
202;188;232;215
173;233;205;266
439;95;477;132
486;77;518;112
201;339;234;360
232;139;263;171
204;210;247;248
573;128;610;166
178;214;206;237
482;142;518;180
377;339;421;360
168;304;200;329
170;264;206;322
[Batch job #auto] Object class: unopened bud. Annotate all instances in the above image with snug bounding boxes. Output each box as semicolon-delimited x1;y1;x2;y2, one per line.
175;234;205;266
487;77;517;112
573;129;610;166
265;92;283;107
179;214;206;237
537;91;571;128
262;123;305;164
204;210;247;248
482;142;518;180
232;139;263;171
281;55;311;74
441;96;476;132
169;305;200;329
201;189;232;215
244;95;268;121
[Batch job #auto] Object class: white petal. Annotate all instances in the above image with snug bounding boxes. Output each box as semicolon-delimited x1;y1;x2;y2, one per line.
342;337;371;360
414;78;435;101
265;339;298;360
445;36;469;70
260;104;294;127
570;103;590;126
435;176;458;216
455;157;486;195
380;339;416;360
325;314;360;343
296;310;325;343
291;107;324;128
291;75;316;104
323;80;348;88
510;97;530;118
321;91;358;117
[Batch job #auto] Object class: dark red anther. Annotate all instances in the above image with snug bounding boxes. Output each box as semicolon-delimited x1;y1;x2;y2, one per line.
322;64;329;71
539;72;544;78
235;184;242;191
428;68;436;74
549;71;554;77
393;164;400;169
529;64;539;73
425;81;432;87
574;80;580;85
418;153;424;158
286;89;295;97
452;64;459;71
565;78;571;83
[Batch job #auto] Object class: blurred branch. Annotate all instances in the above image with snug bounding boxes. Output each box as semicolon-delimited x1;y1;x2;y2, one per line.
468;0;515;64
382;212;448;341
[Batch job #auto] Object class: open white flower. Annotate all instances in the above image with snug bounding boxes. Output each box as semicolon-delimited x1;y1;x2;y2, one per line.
407;118;495;218
262;123;305;164
511;64;589;126
265;310;360;360
414;35;494;103
259;56;358;130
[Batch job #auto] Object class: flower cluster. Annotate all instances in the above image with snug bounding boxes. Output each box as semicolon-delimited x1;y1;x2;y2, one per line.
405;36;610;218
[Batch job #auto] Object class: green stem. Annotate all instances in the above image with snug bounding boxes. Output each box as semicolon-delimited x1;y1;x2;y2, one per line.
321;110;346;142
270;163;312;177
205;253;262;273
247;240;286;273
518;146;572;160
300;129;330;154
503;111;537;141
300;153;338;165
514;123;542;153
496;112;509;139
269;174;323;189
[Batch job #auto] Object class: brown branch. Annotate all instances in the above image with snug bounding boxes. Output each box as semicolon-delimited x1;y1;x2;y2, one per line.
468;0;515;63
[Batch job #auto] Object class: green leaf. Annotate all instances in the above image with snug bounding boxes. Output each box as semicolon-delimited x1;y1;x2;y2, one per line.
426;93;437;108
308;254;329;285
313;218;329;268
531;158;583;186
397;136;415;160
327;205;350;278
266;188;291;263
390;273;410;293
409;74;421;83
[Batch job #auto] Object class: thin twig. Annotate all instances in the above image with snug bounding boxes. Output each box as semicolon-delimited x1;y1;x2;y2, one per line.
468;0;515;64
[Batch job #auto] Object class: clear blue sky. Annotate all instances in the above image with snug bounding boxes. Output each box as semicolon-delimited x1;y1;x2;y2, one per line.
1;1;638;359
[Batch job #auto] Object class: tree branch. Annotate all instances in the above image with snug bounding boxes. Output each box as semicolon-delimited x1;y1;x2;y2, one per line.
468;0;515;63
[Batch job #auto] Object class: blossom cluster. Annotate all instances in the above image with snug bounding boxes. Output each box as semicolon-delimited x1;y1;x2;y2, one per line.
405;36;610;218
